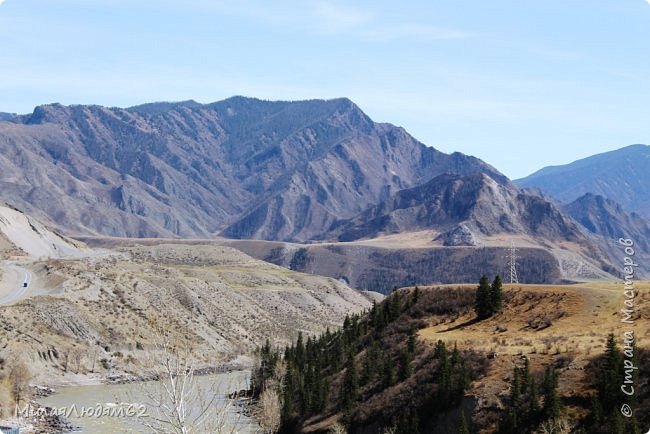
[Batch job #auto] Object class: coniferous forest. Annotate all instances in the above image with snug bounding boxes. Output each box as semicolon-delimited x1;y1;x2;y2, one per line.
250;281;650;434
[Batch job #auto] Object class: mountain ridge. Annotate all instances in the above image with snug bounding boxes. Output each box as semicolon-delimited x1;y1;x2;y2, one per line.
515;144;650;217
0;96;506;241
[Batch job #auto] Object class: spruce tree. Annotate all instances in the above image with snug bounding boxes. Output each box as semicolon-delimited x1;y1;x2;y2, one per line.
474;275;492;319
490;275;503;313
600;333;623;409
382;357;395;389
295;332;305;368
399;350;412;380
341;353;359;411
529;376;539;417
542;366;561;420
407;325;417;355
282;364;295;420
450;342;460;366
389;290;401;321
412;285;420;305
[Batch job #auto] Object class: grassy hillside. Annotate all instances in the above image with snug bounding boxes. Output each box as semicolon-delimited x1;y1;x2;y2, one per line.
251;282;650;433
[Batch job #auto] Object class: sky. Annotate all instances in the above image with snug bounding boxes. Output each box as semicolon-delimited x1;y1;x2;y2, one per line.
1;0;649;179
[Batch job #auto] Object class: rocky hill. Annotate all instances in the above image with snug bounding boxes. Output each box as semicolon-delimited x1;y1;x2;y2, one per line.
516;144;650;218
324;173;588;246
0;97;504;241
312;173;616;277
0;241;376;385
563;193;650;276
0;202;85;259
563;193;650;250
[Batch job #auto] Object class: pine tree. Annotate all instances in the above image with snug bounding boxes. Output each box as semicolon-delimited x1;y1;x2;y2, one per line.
542;366;561;420
489;275;503;313
437;342;451;403
529;376;539;417
412;286;420;305
600;333;623;409
382;356;395;389
407;325;417;355
510;367;521;407
474;275;492;319
399;350;412;380
341;353;359;411
434;340;447;360
450;342;460;366
389;290;401;321
295;332;305;368
361;351;372;386
282;364;295;420
521;357;531;394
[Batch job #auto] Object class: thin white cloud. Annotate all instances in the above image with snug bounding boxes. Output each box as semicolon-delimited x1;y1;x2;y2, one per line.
362;24;469;42
0;0;6;6
313;2;371;33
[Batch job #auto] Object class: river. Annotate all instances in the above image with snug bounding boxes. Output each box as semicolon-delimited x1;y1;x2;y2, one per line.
38;371;260;433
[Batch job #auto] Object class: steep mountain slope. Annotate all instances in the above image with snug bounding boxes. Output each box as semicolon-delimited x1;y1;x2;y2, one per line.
563;193;650;276
326;173;590;246
563;193;650;250
0;97;505;241
0;202;85;259
515;144;650;217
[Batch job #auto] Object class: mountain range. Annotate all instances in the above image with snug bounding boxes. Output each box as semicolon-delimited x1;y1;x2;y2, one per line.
0;97;503;241
1;96;648;280
516;144;650;218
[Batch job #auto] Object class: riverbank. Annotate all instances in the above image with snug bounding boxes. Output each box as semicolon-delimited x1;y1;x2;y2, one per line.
33;370;258;433
1;358;257;433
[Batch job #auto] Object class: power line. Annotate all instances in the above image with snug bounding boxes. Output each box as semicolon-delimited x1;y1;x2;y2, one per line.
506;240;519;284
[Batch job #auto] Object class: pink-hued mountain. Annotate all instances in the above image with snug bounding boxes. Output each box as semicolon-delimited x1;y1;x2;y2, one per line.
0;97;505;240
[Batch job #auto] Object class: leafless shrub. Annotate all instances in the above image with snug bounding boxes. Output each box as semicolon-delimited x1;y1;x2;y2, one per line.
254;388;281;433
134;318;246;434
8;357;31;405
535;417;572;434
329;422;348;434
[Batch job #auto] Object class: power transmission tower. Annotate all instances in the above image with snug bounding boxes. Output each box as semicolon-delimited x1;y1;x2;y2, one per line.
506;240;519;284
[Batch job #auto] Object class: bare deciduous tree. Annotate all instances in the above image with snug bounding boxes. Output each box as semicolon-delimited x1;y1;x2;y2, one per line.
328;422;348;434
535;417;572;434
133;319;248;434
8;358;31;405
254;388;281;433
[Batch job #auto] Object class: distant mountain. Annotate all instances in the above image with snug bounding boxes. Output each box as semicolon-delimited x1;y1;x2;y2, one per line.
563;193;650;267
0;97;505;241
326;172;590;246
516;144;650;217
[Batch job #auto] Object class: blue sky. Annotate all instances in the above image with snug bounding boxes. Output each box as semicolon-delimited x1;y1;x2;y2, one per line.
1;0;649;179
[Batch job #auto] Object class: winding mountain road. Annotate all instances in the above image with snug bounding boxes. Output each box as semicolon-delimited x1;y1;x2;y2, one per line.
0;261;34;305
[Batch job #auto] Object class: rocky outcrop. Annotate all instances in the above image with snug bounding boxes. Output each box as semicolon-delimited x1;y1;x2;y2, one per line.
326;173;587;244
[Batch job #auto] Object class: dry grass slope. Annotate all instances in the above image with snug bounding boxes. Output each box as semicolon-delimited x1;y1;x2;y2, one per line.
0;243;374;386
